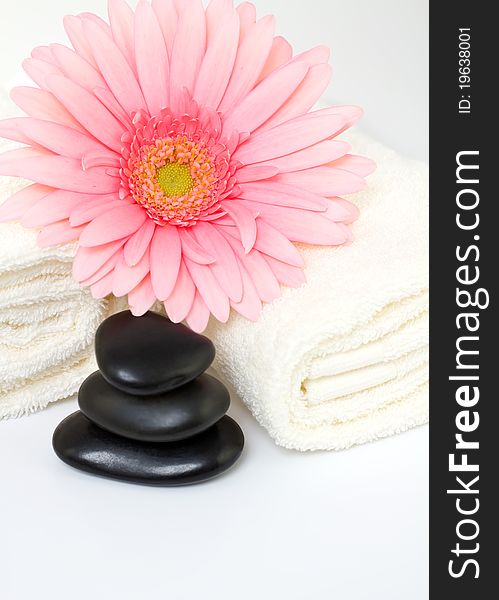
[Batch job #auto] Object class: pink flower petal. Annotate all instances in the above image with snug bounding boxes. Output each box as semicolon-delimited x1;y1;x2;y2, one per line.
46;74;124;152
179;228;216;264
173;0;188;16
263;255;306;288
113;248;150;297
329;154;377;177
222;61;308;136
193;222;243;302
230;259;262;321
238;200;350;245
80;250;121;287
82;18;147;116
63;15;98;68
184;258;230;323
108;0;136;71
220;200;257;253
69;195;125;226
10;87;84;131
259;63;332;131
323;197;360;224
0;146;46;162
4;117;116;160
21;190;91;228
169;0;206;113
338;222;355;244
124;219;156;266
219;15;275;113
274;167;366;196
206;0;233;44
234;113;346;164
312;105;364;133
135;0;170;116
82;151;121;170
50;43;107;91
0;150;119;194
93;87;134;132
218;228;281;302
236;165;279;183
194;5;239;110
257;35;292;83
150;225;182;300
31;46;54;62
292;45;330;66
90;269;115;298
73;238;128;281
237;2;257;39
164;259;196;323
152;0;178;57
0;183;53;222
128;275;156;316
254;219;304;267
0;118;36;145
253;140;350;173
78;204;147;247
238;181;327;211
22;58;61;90
78;13;112;36
185;292;210;333
37;221;84;247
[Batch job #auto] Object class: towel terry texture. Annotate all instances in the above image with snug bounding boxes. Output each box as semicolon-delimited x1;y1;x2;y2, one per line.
0;221;110;421
0;222;109;418
205;133;429;450
0;96;428;449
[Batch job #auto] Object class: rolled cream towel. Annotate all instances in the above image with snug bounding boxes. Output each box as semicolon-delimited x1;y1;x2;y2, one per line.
205;133;429;450
0;214;112;418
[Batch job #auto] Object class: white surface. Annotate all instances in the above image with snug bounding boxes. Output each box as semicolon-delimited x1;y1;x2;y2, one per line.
0;398;429;600
0;1;429;599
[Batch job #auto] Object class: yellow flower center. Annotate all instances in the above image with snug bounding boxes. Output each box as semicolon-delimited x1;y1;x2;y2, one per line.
157;162;194;197
126;133;226;227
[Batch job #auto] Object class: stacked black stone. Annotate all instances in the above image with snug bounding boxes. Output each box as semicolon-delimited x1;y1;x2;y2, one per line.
52;311;244;486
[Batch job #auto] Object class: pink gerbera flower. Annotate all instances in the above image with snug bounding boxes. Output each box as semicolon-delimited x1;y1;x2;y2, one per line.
0;0;374;332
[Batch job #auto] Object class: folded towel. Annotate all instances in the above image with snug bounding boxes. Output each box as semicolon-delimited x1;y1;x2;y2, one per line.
0;217;110;418
205;133;429;450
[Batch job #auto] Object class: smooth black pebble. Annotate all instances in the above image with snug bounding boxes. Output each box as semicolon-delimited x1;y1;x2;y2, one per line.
78;371;230;442
95;311;215;395
52;411;244;486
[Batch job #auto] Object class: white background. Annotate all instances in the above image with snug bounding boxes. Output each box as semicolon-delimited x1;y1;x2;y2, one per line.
0;1;429;599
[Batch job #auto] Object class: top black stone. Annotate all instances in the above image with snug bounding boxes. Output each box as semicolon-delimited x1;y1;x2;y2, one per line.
95;311;216;395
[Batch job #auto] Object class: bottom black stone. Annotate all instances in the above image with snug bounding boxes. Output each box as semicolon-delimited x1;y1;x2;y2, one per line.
53;411;244;486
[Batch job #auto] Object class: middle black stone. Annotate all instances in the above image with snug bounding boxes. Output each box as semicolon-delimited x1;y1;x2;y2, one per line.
78;371;230;443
